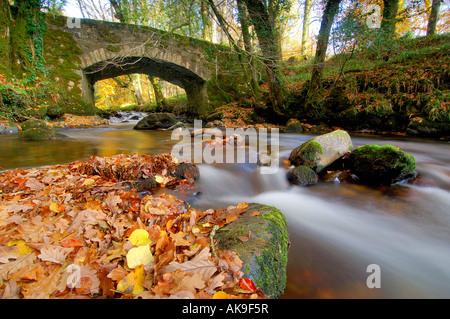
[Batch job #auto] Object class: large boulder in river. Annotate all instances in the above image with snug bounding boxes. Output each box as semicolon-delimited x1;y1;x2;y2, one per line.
133;112;178;130
216;203;289;299
344;144;416;185
289;130;353;173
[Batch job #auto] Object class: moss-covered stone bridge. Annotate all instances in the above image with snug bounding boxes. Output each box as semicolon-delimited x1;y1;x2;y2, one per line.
44;15;247;118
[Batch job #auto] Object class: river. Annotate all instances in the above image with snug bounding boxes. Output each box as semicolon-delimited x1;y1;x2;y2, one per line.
1;112;450;298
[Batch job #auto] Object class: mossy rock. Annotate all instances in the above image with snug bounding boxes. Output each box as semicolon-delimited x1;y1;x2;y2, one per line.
406;118;450;138
216;203;289;299
287;165;318;186
19;128;56;140
133;112;178;130
20;119;51;131
284;122;304;133
344;144;416;185
289;130;353;173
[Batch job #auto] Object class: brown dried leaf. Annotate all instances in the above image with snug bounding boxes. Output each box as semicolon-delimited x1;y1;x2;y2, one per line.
21;266;63;299
163;247;217;281
38;246;73;264
25;178;45;191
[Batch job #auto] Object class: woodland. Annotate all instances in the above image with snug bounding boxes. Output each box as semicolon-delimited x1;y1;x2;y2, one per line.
0;0;448;136
0;0;449;301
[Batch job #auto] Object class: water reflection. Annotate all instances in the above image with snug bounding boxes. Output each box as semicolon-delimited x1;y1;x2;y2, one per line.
0;125;178;170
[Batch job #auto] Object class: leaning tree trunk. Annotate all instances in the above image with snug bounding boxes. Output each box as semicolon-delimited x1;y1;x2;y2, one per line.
426;0;441;36
308;0;342;96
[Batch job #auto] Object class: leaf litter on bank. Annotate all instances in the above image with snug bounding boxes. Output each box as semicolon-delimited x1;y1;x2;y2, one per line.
0;153;265;299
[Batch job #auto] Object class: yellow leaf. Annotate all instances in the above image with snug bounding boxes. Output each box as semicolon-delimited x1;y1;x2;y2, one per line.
154;175;165;184
128;229;151;247
126;244;154;269
116;265;145;295
213;291;230;299
8;240;34;255
49;202;59;213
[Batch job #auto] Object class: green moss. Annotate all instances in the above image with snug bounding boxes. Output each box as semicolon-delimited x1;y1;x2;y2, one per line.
289;140;324;169
287;165;318;186
254;208;289;298
106;45;121;52
20;119;50;131
302;141;323;161
19;128;55;140
345;144;416;185
216;204;289;298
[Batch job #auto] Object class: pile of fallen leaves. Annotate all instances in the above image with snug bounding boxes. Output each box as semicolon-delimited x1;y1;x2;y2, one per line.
53;114;109;129
206;102;281;130
0;153;265;299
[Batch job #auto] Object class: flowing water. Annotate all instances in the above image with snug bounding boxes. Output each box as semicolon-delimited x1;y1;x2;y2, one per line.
1;113;450;299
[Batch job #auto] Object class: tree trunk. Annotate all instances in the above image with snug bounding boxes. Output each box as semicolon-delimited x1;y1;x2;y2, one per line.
308;0;342;96
243;0;286;115
426;0;441;36
381;0;400;39
148;75;167;112
0;0;11;75
236;0;259;94
301;0;312;57
129;74;143;106
201;0;212;41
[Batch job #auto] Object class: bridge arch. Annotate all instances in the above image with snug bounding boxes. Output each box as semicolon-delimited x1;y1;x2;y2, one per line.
44;15;246;118
81;55;209;116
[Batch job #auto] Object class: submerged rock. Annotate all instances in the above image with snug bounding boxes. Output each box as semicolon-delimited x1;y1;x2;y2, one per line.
20;119;50;131
287;165;318;186
216;203;289;299
289;129;353;173
19;128;56;140
344;144;416;185
133;112;178;130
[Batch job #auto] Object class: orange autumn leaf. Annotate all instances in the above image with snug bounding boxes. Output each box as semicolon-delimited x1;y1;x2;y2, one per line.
60;238;84;248
239;278;256;292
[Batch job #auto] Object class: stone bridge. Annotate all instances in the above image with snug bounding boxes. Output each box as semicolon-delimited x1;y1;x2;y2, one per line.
44;15;246;118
